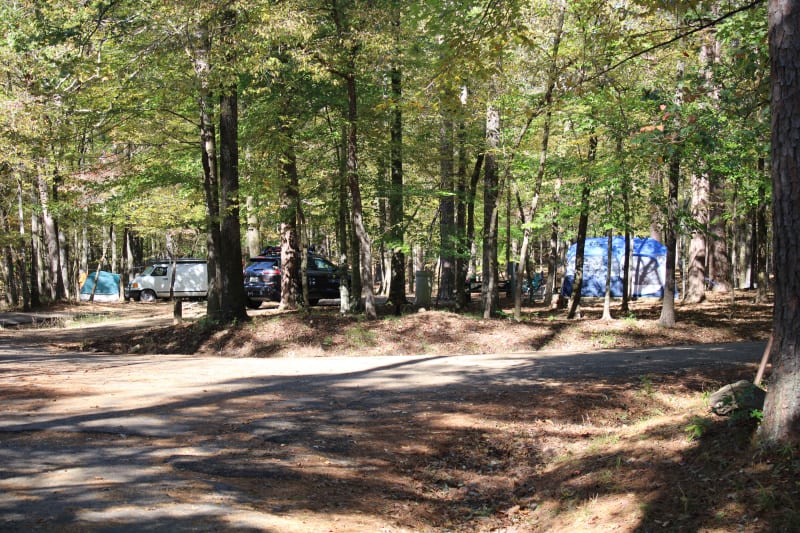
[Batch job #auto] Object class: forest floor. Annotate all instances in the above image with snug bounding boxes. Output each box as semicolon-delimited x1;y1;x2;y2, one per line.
1;290;798;532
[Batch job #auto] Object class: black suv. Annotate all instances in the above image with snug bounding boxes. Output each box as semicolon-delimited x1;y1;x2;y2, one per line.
243;246;341;308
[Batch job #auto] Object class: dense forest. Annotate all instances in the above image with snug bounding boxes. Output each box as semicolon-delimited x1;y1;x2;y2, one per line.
0;0;771;322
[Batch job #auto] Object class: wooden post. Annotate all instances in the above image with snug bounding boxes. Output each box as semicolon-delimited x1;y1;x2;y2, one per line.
173;298;183;324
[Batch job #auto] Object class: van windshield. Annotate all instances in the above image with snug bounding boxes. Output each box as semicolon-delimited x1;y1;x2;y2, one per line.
141;265;168;276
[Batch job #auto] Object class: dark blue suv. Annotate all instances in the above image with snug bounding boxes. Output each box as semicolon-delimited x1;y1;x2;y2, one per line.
243;247;341;308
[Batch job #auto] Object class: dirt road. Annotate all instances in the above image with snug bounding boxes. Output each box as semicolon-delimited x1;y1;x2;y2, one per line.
0;318;765;532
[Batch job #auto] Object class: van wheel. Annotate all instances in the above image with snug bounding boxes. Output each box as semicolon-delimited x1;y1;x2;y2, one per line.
307;298;319;306
140;289;157;303
246;299;262;309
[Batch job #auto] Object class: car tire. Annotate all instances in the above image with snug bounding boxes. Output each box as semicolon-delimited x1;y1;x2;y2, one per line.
140;289;157;303
246;299;262;309
307;298;319;306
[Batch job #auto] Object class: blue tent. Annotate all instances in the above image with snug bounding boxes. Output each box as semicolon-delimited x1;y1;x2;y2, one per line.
80;271;121;302
561;236;667;298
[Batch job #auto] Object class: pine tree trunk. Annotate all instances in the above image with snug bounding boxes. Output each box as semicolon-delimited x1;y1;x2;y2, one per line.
659;145;681;327
482;102;501;318
279;140;301;310
192;22;221;320
386;0;406;309
759;0;800;445
438;113;455;301
659;58;685;327
685;172;708;303
345;73;376;319
218;82;247;321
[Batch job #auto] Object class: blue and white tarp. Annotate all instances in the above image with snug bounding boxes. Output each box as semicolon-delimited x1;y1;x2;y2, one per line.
561;236;667;298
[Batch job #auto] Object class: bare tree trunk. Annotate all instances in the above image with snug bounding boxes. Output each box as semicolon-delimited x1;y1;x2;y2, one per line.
0;208;18;306
345;73;376;319
755;173;769;302
648;169;663;242
567;134;596;320
438;112;455;301
514;1;565;320
602;202;613;321
15;178;30;310
218;80;247;321
388;4;406;308
36;169;65;301
659;58;685;328
685;171;708;303
482;101;501;318
708;185;731;292
191;22;221;320
545;177;561;308
246;196;261;258
279;139;302;311
759;0;800;445
659;143;681;327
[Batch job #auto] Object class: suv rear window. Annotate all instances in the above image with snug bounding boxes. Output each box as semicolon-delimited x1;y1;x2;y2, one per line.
246;259;279;271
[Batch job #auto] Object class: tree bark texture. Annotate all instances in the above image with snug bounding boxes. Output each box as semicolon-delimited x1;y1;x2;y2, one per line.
279;142;302;310
514;1;564;320
246;196;261;258
217;53;247;321
685;171;708;303
388;4;406;307
760;0;800;445
36;169;66;301
345;73;376;319
438;112;455;301
567;134;596;320
482;103;501;318
193;22;221;319
659;144;681;327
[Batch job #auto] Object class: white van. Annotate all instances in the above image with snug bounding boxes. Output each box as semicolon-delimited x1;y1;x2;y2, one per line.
126;259;208;302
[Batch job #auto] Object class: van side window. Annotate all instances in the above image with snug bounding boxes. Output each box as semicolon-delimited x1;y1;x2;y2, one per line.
152;266;168;277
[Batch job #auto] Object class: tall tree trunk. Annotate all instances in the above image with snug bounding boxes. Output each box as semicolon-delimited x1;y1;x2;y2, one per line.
454;118;469;309
755;170;769;302
482;101;501;318
279;138;302;310
16;178;30;310
30;187;43;308
36;169;65;301
192;22;221;320
388;60;406;306
514;1;565;320
685;171;709;303
438;111;455;301
217;24;247;322
659;141;681;327
0;208;18;306
703;17;732;293
602;202;613;321
759;0;800;445
246;196;261;258
545;177;561;308
345;73;376;319
659;58;685;327
377;159;389;296
648;169;664;242
567;134;596;320
708;182;731;292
